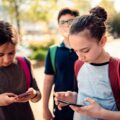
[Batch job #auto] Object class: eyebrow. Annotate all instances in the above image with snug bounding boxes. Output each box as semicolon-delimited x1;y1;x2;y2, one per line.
0;50;15;54
79;47;89;51
59;19;74;22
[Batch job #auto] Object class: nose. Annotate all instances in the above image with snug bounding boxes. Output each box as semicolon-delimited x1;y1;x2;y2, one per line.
63;23;70;28
3;55;11;65
76;52;85;61
78;56;85;61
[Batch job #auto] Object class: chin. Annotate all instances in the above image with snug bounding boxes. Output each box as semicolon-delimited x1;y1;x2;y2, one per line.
3;65;9;67
63;33;69;37
84;60;93;63
3;63;12;67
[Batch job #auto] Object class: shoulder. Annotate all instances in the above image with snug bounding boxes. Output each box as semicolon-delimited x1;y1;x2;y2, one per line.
16;56;31;69
74;60;84;78
109;57;120;65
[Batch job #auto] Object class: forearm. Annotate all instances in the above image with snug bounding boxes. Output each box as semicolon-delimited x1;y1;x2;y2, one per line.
100;109;120;120
43;75;54;109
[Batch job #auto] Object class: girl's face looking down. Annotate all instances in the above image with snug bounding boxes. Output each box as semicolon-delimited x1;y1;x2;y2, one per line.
69;30;106;63
0;42;16;67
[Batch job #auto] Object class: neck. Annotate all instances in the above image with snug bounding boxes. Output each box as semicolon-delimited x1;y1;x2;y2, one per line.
94;50;110;64
63;38;71;48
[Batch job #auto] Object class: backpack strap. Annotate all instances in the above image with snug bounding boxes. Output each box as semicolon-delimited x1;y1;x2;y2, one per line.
74;60;84;80
109;57;120;110
50;45;57;73
17;56;31;89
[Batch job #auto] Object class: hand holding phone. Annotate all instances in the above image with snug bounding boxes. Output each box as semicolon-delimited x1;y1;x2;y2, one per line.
58;100;84;107
17;92;31;98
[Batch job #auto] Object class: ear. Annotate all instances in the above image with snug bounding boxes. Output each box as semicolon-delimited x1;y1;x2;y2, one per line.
99;35;107;47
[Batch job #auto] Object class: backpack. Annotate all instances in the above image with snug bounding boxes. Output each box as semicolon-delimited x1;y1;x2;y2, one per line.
74;57;120;110
49;45;58;73
16;56;31;89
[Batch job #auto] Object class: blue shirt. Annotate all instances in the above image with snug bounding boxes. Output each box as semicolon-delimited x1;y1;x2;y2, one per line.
74;62;117;120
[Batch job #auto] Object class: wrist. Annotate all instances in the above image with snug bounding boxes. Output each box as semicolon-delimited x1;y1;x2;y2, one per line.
43;104;49;110
99;108;107;119
31;91;41;102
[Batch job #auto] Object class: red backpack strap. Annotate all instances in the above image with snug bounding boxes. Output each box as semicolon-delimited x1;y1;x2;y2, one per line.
74;60;84;80
17;56;31;89
109;57;120;110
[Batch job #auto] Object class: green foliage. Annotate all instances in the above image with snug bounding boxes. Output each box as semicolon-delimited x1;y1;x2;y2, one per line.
29;49;47;61
29;39;56;61
109;13;120;38
29;39;56;50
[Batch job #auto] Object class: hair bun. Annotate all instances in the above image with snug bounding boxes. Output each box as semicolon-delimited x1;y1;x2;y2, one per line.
89;6;107;22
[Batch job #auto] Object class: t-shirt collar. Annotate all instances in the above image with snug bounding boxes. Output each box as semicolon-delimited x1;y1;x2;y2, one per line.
60;42;65;47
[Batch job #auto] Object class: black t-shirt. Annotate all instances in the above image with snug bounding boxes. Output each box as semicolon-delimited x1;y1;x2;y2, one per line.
45;42;78;92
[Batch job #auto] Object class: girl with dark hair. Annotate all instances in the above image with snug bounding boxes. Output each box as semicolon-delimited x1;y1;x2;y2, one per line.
0;21;41;120
54;6;120;120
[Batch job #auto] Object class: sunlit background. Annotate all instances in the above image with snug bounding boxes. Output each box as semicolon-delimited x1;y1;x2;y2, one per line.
0;1;120;120
0;0;120;61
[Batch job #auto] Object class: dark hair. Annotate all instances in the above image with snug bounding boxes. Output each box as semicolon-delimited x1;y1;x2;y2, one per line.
70;6;107;41
89;6;107;22
57;8;79;22
0;21;19;46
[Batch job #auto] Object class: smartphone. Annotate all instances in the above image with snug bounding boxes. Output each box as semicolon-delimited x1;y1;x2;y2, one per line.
58;100;84;107
18;92;31;98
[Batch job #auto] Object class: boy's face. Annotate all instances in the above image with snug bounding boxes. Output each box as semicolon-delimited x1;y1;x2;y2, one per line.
0;42;16;67
69;30;106;63
58;14;76;38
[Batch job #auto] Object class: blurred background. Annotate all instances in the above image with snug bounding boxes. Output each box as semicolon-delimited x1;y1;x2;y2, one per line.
0;0;120;64
0;0;120;120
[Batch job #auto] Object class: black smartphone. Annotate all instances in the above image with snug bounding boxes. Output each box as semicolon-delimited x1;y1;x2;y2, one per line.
58;100;84;107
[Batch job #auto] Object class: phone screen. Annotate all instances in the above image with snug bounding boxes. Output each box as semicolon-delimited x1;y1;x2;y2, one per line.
58;100;84;107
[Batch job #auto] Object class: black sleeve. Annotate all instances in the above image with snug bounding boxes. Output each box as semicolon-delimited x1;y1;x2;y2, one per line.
44;49;54;75
73;76;78;93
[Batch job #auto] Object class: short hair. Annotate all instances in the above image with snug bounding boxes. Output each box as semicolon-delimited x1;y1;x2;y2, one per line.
0;21;19;46
57;8;79;22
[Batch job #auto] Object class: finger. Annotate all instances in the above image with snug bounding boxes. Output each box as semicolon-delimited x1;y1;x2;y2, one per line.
85;97;96;104
16;98;28;102
27;89;37;98
65;91;73;97
8;97;18;104
54;92;65;100
6;93;17;97
54;97;59;105
70;105;80;112
54;92;64;97
15;95;30;101
57;103;62;110
26;88;34;93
